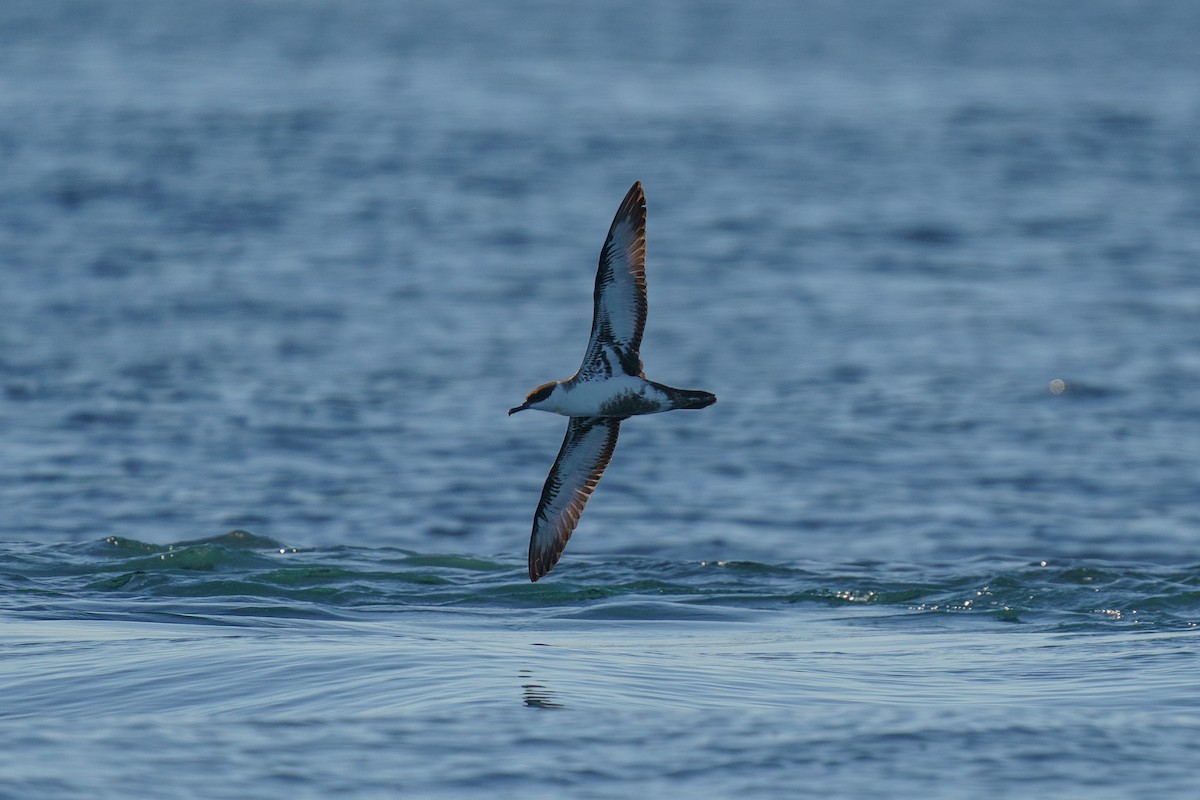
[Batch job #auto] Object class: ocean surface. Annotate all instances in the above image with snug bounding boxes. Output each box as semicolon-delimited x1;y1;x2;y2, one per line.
2;1;1199;797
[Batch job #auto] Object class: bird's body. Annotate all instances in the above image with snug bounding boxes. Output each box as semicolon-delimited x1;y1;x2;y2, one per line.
510;182;716;581
521;374;712;418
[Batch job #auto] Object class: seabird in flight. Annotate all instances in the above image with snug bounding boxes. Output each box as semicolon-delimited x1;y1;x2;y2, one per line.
509;182;716;581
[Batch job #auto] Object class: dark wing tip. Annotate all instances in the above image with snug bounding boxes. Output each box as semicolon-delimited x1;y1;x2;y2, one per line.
528;522;571;582
617;181;646;227
527;496;578;582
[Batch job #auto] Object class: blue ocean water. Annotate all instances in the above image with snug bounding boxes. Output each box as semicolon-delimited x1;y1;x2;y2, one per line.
2;1;1199;797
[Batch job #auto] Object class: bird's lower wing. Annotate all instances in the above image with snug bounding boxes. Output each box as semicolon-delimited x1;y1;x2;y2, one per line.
528;417;621;581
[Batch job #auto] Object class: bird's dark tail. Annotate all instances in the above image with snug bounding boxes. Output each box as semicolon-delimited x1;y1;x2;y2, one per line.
665;387;717;410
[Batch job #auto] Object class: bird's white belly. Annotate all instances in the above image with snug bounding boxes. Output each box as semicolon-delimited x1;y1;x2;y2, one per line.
553;376;666;417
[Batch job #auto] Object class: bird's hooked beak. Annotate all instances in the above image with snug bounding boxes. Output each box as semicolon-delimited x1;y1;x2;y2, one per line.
508;403;530;416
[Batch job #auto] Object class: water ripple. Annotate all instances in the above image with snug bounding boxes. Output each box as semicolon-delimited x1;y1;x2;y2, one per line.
3;534;1197;632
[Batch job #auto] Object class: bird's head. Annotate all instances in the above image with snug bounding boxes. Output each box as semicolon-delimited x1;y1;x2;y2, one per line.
508;381;558;415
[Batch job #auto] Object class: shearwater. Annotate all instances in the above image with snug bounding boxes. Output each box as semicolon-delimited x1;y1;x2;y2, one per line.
509;182;716;581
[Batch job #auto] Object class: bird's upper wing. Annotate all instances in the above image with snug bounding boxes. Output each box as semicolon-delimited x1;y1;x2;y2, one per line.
528;416;621;581
577;182;647;380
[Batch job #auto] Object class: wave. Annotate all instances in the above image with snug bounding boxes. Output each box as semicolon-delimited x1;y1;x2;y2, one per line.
2;531;1198;631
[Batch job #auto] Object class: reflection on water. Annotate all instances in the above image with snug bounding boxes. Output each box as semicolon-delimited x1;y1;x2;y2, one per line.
519;669;565;710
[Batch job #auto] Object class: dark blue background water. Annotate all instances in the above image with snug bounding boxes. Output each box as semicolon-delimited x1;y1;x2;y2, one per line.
2;1;1199;797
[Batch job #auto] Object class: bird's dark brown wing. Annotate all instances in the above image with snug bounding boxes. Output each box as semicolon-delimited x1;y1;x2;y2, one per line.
528;416;621;581
577;182;647;380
